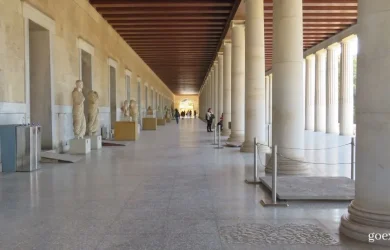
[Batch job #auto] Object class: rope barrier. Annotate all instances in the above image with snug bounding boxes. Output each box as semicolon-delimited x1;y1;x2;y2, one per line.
277;153;354;165
256;142;351;151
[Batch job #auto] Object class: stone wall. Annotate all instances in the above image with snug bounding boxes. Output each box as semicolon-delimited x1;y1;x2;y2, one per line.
0;0;174;149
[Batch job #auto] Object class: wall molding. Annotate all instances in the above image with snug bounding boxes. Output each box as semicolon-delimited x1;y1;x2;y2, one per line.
77;37;95;55
0;102;26;114
125;69;132;77
108;58;118;68
22;2;56;34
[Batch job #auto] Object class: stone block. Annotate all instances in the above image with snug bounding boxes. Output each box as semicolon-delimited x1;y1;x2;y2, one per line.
157;118;166;126
142;118;157;130
89;135;102;150
69;138;91;155
114;121;138;141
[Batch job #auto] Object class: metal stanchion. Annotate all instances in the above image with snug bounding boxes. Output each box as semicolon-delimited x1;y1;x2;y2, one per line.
212;124;217;145
260;145;288;207
351;137;355;180
245;137;261;184
215;125;224;149
267;124;270;147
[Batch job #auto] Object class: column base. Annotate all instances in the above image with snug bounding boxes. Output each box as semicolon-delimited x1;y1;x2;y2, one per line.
265;156;309;175
221;129;231;137
340;201;390;247
227;133;244;146
240;140;271;153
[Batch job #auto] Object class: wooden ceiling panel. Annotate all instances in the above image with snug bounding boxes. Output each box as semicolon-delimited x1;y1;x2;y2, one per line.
91;0;357;94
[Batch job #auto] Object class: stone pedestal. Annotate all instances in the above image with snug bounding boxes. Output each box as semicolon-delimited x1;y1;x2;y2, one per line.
166;118;171;123
114;121;138;141
157;118;166;126
69;138;91;155
142;118;157;130
89;135;102;150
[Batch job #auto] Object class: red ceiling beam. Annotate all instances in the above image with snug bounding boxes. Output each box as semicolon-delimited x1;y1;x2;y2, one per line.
90;0;234;8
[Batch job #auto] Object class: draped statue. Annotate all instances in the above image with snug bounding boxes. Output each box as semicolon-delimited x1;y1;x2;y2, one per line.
87;90;99;136
72;80;86;139
121;100;130;120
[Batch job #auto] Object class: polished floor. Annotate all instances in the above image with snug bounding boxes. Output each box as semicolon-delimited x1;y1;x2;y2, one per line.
0;119;384;250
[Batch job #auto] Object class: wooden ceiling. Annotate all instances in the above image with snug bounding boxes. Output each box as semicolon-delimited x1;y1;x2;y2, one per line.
90;0;357;95
90;0;241;95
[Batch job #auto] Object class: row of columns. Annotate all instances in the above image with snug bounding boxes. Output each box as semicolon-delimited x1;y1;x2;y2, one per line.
304;36;356;136
200;0;390;246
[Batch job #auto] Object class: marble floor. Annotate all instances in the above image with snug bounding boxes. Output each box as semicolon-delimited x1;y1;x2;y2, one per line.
0;118;385;250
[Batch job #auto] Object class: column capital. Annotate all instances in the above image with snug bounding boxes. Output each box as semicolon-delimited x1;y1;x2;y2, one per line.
315;49;327;56
218;52;223;57
223;39;232;45
341;34;357;44
306;54;315;60
231;20;245;28
214;60;218;66
328;42;341;50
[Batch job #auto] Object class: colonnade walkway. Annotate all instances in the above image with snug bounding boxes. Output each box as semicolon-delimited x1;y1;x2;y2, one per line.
0;119;384;250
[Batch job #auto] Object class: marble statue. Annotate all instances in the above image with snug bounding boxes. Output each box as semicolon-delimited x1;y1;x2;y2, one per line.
165;106;172;120
147;106;153;116
87;90;99;136
121;100;130;120
129;99;138;122
72;80;86;139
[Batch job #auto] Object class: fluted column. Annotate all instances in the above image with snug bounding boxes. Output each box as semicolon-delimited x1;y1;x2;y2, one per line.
315;49;327;133
218;52;224;118
265;76;270;124
305;54;315;131
340;35;356;136
227;21;245;145
340;1;390;246
269;74;272;124
222;40;232;136
211;69;215;114
214;61;219;118
241;0;268;153
267;0;308;174
326;43;340;134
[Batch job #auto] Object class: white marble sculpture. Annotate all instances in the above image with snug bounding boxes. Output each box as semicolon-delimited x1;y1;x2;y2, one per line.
129;99;138;122
72;80;86;139
87;90;99;136
121;100;130;120
147;106;153;116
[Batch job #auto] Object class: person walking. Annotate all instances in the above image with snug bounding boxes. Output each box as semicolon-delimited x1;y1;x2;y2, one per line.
194;110;197;118
174;109;180;124
206;108;215;132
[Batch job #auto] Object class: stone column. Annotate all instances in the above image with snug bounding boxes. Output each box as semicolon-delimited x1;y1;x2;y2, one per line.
241;0;268;153
214;61;219;118
340;35;356;136
218;52;224;118
305;54;315;131
326;43;340;134
227;21;245;145
340;1;390;246
265;76;270;124
315;49;327;133
267;0;308;174
269;74;272;124
222;40;232;136
211;69;215;114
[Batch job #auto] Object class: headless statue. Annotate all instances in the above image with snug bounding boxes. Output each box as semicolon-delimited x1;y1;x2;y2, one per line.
72;80;86;139
129;99;138;122
87;90;99;136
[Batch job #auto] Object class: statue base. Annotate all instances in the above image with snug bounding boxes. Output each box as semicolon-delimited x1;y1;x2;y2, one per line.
157;118;166;126
143;118;157;130
114;121;138;141
166;118;171;123
88;135;102;150
69;138;91;155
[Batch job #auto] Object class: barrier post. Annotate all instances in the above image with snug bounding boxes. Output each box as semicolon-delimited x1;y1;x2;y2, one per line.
215;125;224;149
351;137;355;180
212;124;217;145
245;137;261;184
260;144;288;207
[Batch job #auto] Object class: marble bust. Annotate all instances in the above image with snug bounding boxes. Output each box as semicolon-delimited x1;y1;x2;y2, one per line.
129;99;138;122
72;80;86;139
147;106;153;116
87;90;99;136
